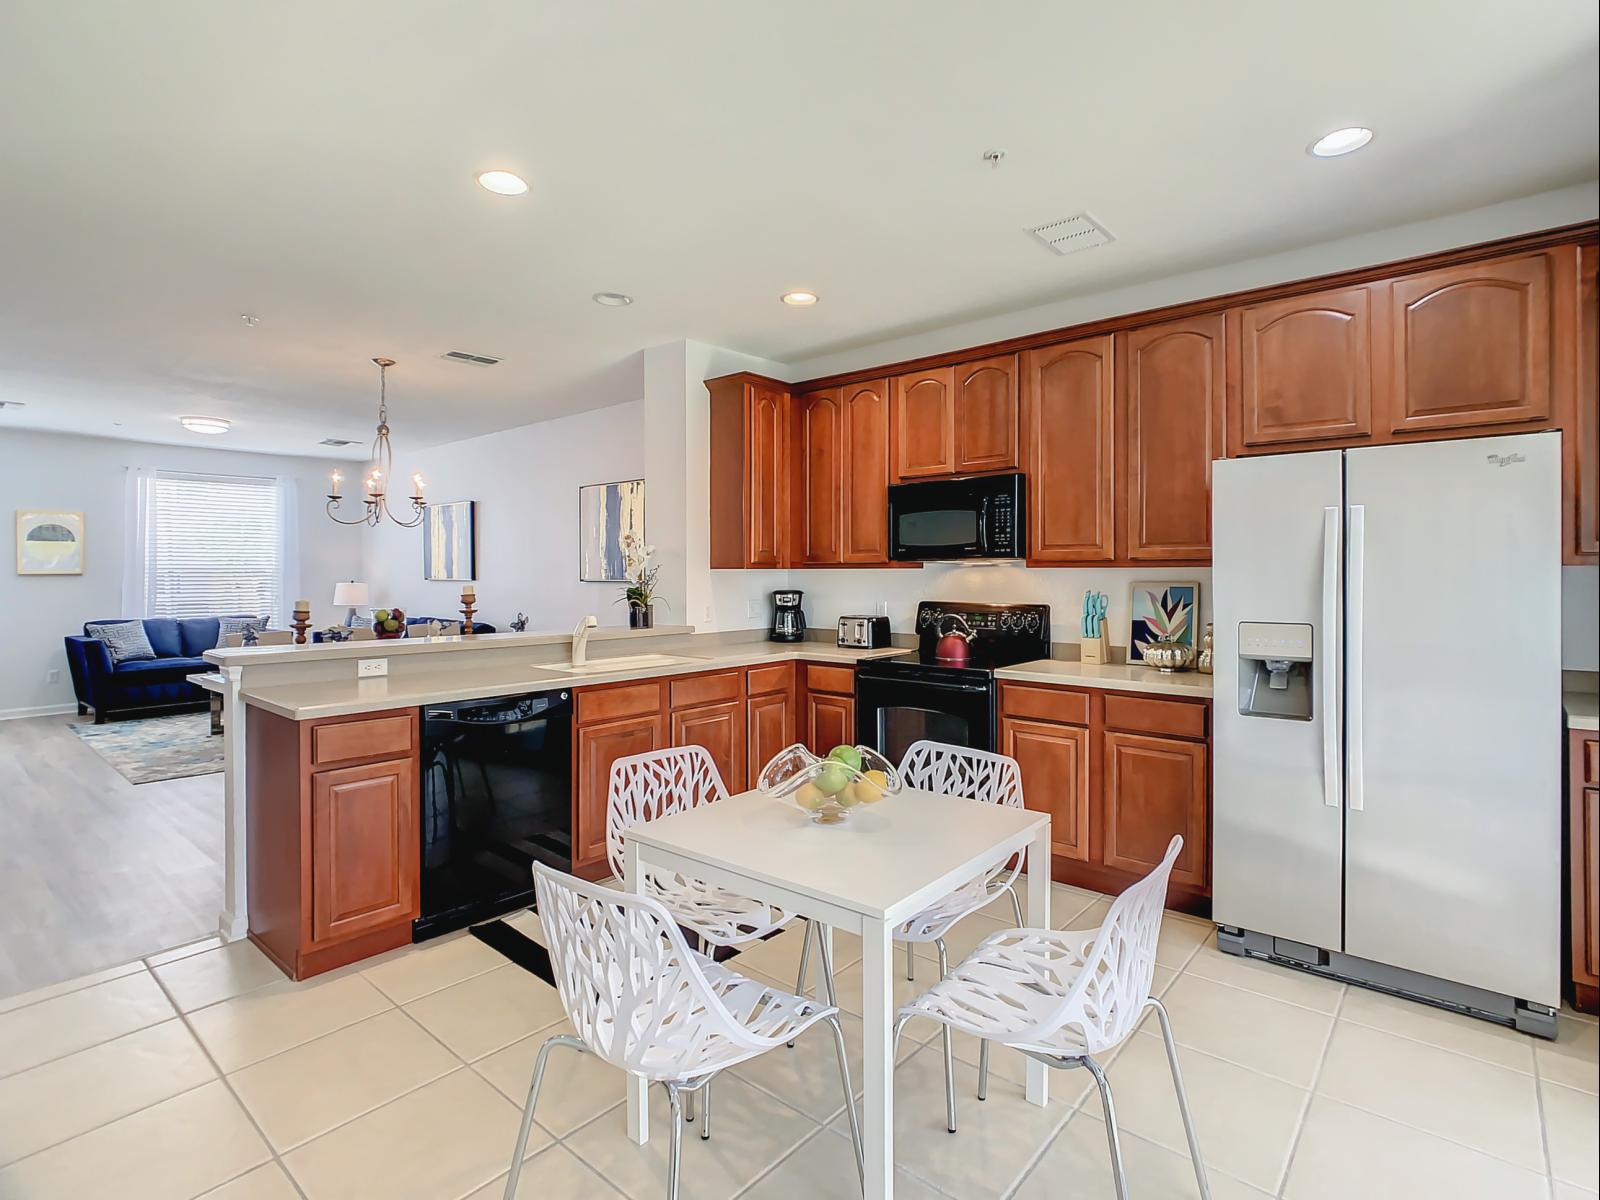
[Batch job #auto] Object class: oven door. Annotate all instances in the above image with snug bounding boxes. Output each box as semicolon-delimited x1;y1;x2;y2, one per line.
855;670;996;761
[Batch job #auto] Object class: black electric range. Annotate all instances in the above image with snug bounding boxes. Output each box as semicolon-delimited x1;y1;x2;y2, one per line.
855;601;1051;760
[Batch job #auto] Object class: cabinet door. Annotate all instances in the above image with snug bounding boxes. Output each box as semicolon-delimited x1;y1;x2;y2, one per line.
807;693;855;756
1573;243;1598;563
1388;253;1552;433
310;757;418;945
797;389;843;565
953;354;1020;474
747;383;787;567
1023;336;1115;562
1236;285;1376;449
1102;731;1208;889
575;714;664;872
1119;316;1222;561
747;689;796;784
892;367;956;480
1002;718;1090;862
671;699;746;794
841;380;891;563
1584;787;1599;983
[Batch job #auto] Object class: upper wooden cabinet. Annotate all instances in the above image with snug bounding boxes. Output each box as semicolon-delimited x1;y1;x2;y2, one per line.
1119;315;1223;562
1231;285;1377;451
1571;242;1598;564
793;380;891;566
708;372;788;569
892;355;1018;481
1388;253;1553;433
1023;336;1115;563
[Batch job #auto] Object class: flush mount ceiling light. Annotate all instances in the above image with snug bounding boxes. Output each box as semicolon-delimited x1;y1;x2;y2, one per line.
1309;127;1374;158
179;415;230;435
592;292;634;307
476;170;529;196
781;290;819;306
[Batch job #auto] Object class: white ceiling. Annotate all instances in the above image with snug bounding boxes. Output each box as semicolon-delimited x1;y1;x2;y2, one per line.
1;1;1596;458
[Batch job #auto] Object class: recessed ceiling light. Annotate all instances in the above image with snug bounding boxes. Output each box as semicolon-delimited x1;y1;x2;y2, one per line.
1309;127;1374;158
476;170;529;196
781;290;819;306
592;292;634;307
240;313;260;327
180;415;230;435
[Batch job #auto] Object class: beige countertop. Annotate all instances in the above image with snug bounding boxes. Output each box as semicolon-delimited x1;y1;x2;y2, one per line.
239;642;903;720
1567;690;1598;733
205;623;696;668
994;658;1215;698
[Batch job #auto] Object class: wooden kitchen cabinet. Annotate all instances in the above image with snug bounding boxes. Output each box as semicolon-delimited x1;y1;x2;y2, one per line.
801;662;856;755
708;372;789;568
1102;731;1209;891
746;663;797;783
574;710;665;875
892;367;955;480
1387;252;1554;433
891;354;1018;481
1023;335;1115;563
1231;285;1377;451
671;697;746;799
1570;728;1599;1013
1002;718;1091;862
246;706;421;980
795;388;843;565
793;380;891;566
1570;242;1598;564
1118;315;1223;562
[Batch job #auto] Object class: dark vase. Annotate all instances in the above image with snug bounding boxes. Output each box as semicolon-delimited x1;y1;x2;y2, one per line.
628;603;654;629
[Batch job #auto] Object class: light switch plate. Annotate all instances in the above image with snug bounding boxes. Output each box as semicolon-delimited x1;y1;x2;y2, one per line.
358;658;389;678
746;597;763;620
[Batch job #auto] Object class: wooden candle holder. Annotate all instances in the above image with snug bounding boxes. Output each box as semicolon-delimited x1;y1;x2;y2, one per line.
460;596;476;634
291;610;312;645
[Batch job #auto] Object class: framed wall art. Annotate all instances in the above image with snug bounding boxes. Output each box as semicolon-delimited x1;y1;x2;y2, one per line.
16;509;84;575
423;500;476;581
578;478;644;582
1128;581;1199;662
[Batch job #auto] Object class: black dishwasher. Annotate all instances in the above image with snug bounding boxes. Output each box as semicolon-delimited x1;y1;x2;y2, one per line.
415;689;572;940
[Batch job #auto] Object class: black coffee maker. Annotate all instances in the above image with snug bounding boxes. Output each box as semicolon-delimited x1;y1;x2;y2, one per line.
769;589;806;643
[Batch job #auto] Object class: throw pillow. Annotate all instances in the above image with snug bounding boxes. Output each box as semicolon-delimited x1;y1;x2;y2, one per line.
216;615;270;647
85;621;157;665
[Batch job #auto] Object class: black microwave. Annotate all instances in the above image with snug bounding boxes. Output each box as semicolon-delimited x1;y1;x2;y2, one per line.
887;473;1025;561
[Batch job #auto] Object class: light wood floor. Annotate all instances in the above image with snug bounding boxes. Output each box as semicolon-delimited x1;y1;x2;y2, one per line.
0;712;221;1000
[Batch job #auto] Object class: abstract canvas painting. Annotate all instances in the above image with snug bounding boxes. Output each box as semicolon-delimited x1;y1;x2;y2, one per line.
1128;581;1199;662
16;510;84;575
579;479;644;581
423;500;476;581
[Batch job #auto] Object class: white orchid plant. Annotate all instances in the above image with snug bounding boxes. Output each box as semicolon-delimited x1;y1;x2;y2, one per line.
617;530;667;612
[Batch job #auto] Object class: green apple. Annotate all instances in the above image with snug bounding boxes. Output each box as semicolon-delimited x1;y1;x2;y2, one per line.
827;745;862;771
814;762;852;796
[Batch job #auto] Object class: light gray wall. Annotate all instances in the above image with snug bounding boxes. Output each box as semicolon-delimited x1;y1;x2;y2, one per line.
1564;566;1599;671
0;428;364;717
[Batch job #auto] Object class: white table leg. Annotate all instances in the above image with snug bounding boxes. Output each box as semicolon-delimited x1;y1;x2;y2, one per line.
862;915;895;1199
625;839;650;1145
1025;823;1051;1107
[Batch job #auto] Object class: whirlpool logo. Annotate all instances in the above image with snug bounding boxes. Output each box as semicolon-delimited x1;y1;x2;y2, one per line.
1486;453;1526;468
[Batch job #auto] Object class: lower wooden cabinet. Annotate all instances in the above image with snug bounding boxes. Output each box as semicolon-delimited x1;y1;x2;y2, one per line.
1571;728;1599;1013
747;667;797;782
246;706;421;980
574;710;664;876
806;693;855;755
671;699;745;801
999;682;1211;911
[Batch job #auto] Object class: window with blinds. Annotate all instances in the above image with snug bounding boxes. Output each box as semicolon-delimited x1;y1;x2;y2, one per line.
145;471;287;621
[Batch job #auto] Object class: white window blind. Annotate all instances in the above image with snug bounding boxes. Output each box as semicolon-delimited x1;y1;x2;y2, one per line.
141;471;289;621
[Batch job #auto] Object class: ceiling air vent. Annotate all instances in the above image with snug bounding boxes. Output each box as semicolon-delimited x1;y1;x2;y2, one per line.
441;350;502;366
1027;213;1114;257
0;400;26;409
318;437;360;447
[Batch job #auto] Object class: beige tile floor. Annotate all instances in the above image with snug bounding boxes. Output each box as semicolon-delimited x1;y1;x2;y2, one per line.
0;882;1594;1199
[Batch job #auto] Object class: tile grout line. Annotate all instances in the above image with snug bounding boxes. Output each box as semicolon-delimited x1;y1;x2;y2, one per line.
1273;981;1346;1198
0;957;150;1018
0;968;177;1083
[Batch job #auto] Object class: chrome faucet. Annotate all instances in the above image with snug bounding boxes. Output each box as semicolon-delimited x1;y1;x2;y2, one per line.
571;614;598;667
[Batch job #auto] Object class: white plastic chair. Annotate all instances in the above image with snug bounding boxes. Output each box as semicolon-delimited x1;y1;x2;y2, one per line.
607;745;795;949
503;863;864;1200
893;836;1209;1200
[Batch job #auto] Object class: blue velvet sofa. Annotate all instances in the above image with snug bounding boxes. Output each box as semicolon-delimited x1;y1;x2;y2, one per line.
64;616;252;723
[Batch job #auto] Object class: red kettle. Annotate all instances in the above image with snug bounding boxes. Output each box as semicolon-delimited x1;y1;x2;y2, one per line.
934;614;975;663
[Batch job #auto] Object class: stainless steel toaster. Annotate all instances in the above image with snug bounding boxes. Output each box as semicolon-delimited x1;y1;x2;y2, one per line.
836;615;892;649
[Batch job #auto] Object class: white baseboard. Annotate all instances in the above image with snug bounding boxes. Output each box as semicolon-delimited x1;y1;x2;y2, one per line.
0;703;79;721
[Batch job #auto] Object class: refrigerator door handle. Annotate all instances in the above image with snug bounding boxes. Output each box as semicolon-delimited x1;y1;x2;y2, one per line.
1347;504;1366;812
1321;506;1341;808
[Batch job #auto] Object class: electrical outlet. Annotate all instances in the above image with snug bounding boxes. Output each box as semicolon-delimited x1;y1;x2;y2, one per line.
746;597;763;620
357;658;388;678
46;668;60;684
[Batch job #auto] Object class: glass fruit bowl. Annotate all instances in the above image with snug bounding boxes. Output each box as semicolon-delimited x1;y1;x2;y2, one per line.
756;743;902;824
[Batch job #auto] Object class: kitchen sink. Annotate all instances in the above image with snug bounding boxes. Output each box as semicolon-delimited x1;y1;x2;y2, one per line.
528;653;705;675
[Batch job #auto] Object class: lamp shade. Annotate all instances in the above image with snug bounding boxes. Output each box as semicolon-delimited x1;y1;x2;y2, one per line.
332;581;370;607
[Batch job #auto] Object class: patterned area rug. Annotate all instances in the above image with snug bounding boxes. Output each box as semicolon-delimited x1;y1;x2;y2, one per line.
70;713;223;784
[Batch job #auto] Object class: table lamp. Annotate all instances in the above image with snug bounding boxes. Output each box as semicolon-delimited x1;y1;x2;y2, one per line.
332;580;370;626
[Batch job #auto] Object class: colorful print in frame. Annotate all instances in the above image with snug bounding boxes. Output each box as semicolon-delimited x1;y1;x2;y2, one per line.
16;510;84;575
1128;581;1199;662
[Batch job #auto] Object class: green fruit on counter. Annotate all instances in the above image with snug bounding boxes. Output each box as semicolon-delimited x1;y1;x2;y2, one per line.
374;608;391;622
383;619;400;632
827;745;863;771
814;762;852;796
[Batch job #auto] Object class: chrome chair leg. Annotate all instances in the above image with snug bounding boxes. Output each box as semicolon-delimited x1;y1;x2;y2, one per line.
977;1039;990;1101
936;938;955;1133
700;1078;712;1141
665;1084;686;1200
1007;885;1023;927
789;920;815;1048
504;1035;584;1199
905;938;916;981
1149;998;1211;1200
824;1012;865;1187
1083;1056;1130;1200
816;922;841;1007
684;1088;695;1123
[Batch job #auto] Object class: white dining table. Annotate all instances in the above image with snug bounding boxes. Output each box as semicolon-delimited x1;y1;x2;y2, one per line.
623;785;1052;1200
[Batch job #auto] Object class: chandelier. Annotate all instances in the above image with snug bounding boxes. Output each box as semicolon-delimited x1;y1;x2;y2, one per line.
326;357;426;527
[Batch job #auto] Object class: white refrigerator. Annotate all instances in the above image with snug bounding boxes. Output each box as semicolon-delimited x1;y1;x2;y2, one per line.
1212;431;1562;1035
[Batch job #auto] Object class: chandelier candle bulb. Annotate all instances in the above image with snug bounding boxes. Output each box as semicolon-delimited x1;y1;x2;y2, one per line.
329;471;342;498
